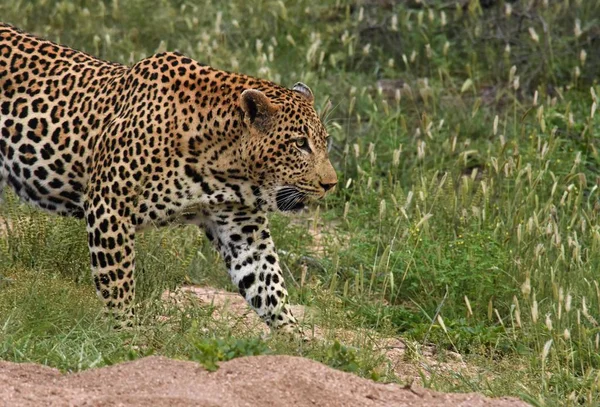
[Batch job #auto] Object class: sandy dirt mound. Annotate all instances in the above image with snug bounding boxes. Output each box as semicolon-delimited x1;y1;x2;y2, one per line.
0;355;528;407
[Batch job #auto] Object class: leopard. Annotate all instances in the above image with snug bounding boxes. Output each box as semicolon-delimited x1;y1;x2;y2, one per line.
0;23;337;332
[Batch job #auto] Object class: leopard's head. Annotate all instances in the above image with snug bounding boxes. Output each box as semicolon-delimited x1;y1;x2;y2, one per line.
239;82;337;212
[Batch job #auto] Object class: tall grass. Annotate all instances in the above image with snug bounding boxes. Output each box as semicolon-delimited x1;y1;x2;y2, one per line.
1;0;600;404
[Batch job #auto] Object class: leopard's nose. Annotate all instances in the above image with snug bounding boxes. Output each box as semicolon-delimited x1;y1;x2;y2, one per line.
320;181;337;192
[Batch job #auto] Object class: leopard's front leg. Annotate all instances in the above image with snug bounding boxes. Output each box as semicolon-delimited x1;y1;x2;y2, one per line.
84;193;137;326
202;210;297;331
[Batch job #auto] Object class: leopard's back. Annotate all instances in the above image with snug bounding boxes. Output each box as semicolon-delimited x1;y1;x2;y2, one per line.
0;23;128;216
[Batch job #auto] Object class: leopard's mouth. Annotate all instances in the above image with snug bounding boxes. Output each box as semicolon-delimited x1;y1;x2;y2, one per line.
275;187;308;212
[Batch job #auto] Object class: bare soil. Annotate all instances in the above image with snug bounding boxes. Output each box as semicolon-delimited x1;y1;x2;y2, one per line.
0;355;529;407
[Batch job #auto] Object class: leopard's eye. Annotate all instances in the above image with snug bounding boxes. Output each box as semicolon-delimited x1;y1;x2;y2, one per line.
295;137;311;152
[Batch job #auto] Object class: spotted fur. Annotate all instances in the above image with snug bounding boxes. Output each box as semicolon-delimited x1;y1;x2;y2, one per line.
0;24;337;330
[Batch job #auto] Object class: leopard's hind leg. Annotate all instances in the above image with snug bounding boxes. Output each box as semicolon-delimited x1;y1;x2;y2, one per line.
0;168;5;204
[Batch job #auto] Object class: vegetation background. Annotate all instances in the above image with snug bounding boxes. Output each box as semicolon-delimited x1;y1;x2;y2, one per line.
1;0;600;405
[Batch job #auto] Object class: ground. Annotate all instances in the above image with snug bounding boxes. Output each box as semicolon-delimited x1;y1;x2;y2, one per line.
1;354;527;407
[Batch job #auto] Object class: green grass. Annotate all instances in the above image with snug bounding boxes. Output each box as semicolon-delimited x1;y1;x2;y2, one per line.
2;0;600;405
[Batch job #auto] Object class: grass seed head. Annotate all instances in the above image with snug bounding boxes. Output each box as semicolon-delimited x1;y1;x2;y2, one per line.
495;309;504;326
464;295;473;317
541;339;553;361
214;11;222;34
362;43;371;56
574;19;582;38
545;314;553;331
509;65;517;82
580;49;587;66
521;276;531;297
393;149;401;167
390;15;398;31
379;200;386;219
528;27;540;43
285;34;296;46
437;314;448;333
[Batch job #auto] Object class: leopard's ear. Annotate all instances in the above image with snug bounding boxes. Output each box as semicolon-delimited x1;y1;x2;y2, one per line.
292;82;314;104
240;89;275;128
